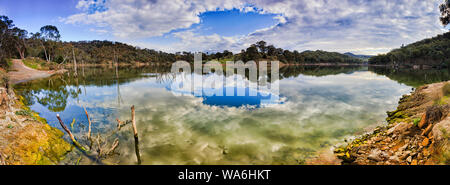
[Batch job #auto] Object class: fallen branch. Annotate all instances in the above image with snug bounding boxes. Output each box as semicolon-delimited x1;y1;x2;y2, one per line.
116;118;131;130
56;114;87;151
108;138;119;155
56;115;116;165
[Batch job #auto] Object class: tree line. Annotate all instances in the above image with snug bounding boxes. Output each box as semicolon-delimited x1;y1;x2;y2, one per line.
369;32;450;67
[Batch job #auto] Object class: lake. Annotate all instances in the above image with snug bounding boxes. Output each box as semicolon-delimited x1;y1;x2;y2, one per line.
14;65;450;164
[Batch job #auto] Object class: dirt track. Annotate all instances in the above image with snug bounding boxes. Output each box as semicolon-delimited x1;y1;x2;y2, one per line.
7;59;65;84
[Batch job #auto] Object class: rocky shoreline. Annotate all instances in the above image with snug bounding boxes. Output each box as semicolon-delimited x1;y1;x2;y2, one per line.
335;81;450;165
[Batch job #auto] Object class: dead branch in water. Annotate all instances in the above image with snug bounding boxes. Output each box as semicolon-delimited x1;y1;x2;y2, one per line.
131;105;142;164
116;106;142;164
116;118;131;130
56;114;87;151
131;106;138;137
83;106;93;149
58;105;141;164
57;114;118;165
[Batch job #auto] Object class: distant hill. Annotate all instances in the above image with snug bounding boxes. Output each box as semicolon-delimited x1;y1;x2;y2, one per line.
344;52;373;60
298;50;362;64
369;32;450;67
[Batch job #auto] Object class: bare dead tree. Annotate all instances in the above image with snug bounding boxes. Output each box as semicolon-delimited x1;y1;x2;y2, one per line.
72;47;78;77
83;106;94;149
116;106;142;164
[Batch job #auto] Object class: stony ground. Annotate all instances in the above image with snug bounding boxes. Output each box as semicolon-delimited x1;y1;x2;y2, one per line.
335;81;450;165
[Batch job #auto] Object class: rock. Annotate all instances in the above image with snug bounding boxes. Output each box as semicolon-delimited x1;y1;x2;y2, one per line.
431;116;450;141
406;156;412;163
422;148;430;157
388;155;400;163
418;113;428;128
427;131;433;138
387;122;410;136
421;124;433;136
373;136;382;142
421;138;429;147
417;153;423;159
398;143;408;153
368;149;383;162
5;116;11;123
400;151;411;160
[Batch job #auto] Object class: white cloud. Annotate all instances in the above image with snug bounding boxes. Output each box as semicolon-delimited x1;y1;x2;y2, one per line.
64;0;447;55
64;0;248;38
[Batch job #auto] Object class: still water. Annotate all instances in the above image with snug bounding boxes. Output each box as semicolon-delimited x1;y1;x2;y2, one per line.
14;65;450;164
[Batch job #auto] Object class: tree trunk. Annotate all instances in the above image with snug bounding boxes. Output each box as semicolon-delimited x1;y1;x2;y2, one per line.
131;106;141;164
40;41;49;62
72;47;78;77
15;46;24;59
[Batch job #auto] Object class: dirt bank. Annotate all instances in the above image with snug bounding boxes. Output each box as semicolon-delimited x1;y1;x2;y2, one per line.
0;86;72;165
335;81;450;165
7;59;67;84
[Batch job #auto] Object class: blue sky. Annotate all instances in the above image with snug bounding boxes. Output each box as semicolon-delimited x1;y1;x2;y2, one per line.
0;0;448;55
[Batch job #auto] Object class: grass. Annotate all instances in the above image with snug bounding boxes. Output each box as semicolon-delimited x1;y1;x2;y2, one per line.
22;58;55;70
15;110;33;117
433;82;450;106
443;83;450;97
436;128;450;165
23;58;43;70
217;58;235;64
6;59;13;69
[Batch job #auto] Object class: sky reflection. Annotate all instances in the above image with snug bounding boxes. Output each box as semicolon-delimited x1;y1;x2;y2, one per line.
16;67;417;164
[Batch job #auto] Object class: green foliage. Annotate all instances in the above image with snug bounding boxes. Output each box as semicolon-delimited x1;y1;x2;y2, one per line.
6;59;12;68
15;110;33;117
413;117;421;127
369;32;450;67
235;41;362;63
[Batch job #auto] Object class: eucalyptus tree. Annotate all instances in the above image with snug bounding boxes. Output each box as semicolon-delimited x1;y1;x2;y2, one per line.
0;16;15;63
39;25;61;62
11;27;28;59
